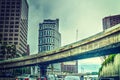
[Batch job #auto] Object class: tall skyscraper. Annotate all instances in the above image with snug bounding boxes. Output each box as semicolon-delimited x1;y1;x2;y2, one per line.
0;0;29;60
38;19;61;74
103;14;120;30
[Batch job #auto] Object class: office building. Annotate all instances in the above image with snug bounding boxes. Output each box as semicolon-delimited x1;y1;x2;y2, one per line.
103;14;120;30
38;19;61;74
38;19;61;52
61;61;78;73
0;0;29;60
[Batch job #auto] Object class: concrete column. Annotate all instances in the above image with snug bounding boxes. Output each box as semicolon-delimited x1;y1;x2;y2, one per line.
39;64;48;77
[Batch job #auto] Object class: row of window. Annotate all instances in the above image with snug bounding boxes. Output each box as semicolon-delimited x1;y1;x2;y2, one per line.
1;0;20;4
0;21;19;24
0;17;19;20
0;8;20;12
0;29;19;32
39;24;57;30
39;37;55;44
0;13;20;16
1;5;20;8
39;45;54;52
0;42;18;45
3;33;18;36
2;37;18;40
0;25;19;28
39;30;55;36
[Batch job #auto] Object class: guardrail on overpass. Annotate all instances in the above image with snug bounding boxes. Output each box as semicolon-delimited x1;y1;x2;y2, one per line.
0;24;120;69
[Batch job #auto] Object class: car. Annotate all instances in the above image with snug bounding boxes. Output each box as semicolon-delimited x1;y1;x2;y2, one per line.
39;76;47;80
64;75;81;80
16;74;38;80
39;74;58;80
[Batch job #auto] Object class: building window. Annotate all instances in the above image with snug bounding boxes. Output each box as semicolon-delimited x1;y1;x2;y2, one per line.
11;13;14;16
7;2;10;5
4;38;8;40
10;25;14;28
14;38;18;40
0;21;4;24
0;17;4;20
5;17;9;20
16;9;20;12
1;6;5;8
1;13;4;16
9;42;12;44
6;6;10;8
4;42;7;44
12;2;15;5
5;21;9;24
15;25;19;28
4;34;8;36
9;34;13;36
15;29;18;32
0;29;3;32
9;38;13;40
4;29;8;32
1;9;5;12
10;17;14;20
15;34;18;36
15;17;19;20
6;9;10;12
5;25;8;28
1;2;5;5
10;22;14;24
10;29;13;32
16;13;20;16
14;42;18;44
16;6;20;8
0;25;3;28
15;21;19;24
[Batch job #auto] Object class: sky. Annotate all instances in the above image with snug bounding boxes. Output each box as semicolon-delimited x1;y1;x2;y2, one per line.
27;0;120;66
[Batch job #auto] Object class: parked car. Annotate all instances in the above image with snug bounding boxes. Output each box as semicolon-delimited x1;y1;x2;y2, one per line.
16;74;38;80
64;75;81;80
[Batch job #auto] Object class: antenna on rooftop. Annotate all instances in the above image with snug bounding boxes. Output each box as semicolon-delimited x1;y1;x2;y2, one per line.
76;29;78;41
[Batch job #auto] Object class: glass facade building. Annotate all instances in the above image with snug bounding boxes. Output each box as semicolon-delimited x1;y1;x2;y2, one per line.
0;0;29;60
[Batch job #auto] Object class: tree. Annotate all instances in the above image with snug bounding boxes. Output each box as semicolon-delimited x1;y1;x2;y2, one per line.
2;44;16;60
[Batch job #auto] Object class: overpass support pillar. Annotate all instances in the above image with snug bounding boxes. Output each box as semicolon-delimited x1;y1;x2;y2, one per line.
39;64;48;77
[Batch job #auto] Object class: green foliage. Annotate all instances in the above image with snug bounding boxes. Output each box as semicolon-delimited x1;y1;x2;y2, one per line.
98;54;116;75
1;44;16;60
102;54;116;66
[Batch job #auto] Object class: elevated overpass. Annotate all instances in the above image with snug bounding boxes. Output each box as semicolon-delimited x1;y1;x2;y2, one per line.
0;24;120;69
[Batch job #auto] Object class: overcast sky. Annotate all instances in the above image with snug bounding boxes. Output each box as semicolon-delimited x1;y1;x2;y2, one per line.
27;0;120;64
